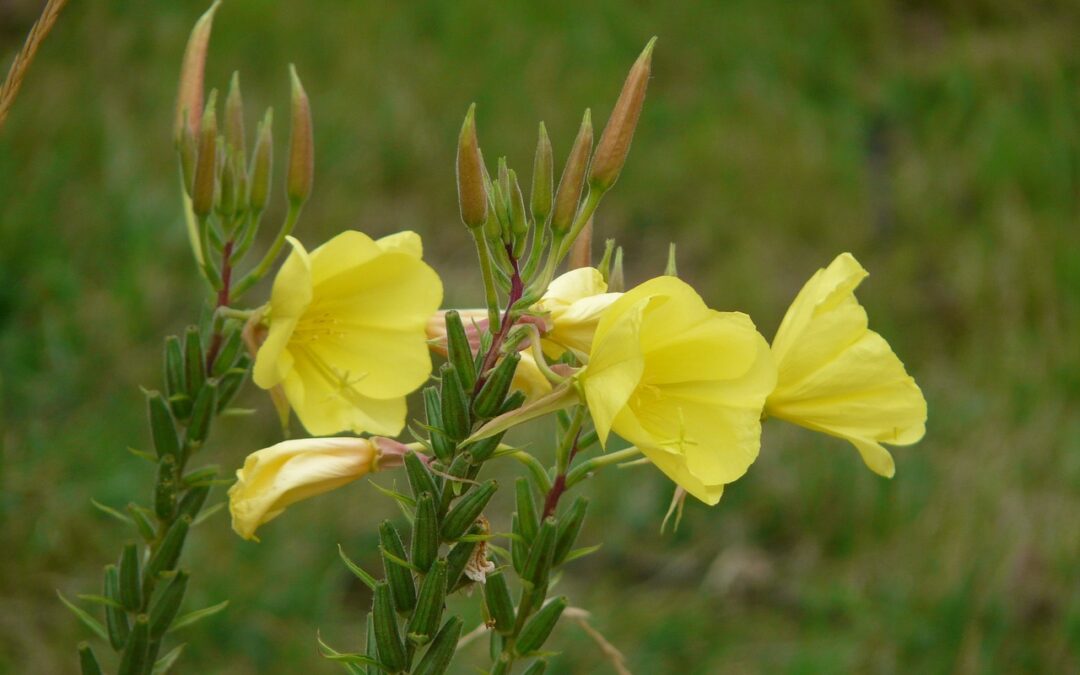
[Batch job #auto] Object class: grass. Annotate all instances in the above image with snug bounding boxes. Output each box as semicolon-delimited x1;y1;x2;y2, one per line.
1;0;1078;672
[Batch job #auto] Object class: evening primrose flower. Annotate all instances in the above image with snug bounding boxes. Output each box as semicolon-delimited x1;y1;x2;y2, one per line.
765;253;927;478
228;436;409;540
579;276;776;504
253;230;443;436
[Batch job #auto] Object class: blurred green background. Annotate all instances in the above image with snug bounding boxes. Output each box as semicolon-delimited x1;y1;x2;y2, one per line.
2;0;1078;672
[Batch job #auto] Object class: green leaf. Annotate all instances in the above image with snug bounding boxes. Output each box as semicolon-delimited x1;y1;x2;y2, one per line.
337;544;377;591
127;446;159;462
57;591;108;641
168;600;228;632
192;501;225;526
367;480;416;508
562;543;602;563
379;546;422;574
151;644;186;675
317;632;390;674
90;498;133;524
76;594;123;609
219;407;257;417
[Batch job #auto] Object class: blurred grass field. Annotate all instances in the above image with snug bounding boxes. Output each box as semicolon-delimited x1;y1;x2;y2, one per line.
1;0;1078;672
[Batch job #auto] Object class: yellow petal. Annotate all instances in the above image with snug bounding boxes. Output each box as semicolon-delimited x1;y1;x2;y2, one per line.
268;236;313;319
512;351;554;400
228;437;378;540
282;358;409;436
376;230;424;258
581;296;647;445
539;267;608;308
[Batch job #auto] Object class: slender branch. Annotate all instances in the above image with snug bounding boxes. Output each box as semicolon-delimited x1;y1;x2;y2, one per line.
0;0;69;130
473;245;524;393
232;201;302;297
472;229;501;329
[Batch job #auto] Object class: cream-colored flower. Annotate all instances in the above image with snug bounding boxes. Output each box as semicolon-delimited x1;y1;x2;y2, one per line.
253;230;443;436
228;437;390;540
766;253;927;477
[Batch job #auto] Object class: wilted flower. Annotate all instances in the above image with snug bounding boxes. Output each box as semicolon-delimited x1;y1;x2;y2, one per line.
228;436;408;540
765;253;927;477
579;276;776;504
253;230;443;436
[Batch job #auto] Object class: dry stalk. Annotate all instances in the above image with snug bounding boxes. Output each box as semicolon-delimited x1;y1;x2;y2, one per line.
0;0;70;130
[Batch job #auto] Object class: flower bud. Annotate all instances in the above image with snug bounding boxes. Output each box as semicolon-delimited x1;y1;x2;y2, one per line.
211;323;243;377
191;90;219;218
185;379;218;448
228;437;383;540
407;559;448;645
404;450;440;502
522;660;548;675
590;37;655;192
444;310;477;392
117;614;150;675
551;109;593;235
380;520;417;614
514;596;567;656
483;569;516;634
248;108;273;213
174;1;220;143
515;477;539;542
511;513;527;575
155;455;178;520
178;123;198;196
411;492;440;573
145;516;191;579
149;569;189;638
286;64;313;206
608;245;625;292
373;581;409;672
439;363;471;442
177;483;210;521
441;479;497;541
438;452;474;517
423;386;454;462
553;496;588;565
217;145;236;218
664;242;678;277
413;616;463;675
456;103;488;228
522;516;556;588
509;169;529;256
472;352;520;419
103;565;129;650
126;503;156;542
225;71;246;159
531;122;553;224
118;541;142;611
163;335;190;419
445;532;478;591
147;391;181;461
78;643;102;675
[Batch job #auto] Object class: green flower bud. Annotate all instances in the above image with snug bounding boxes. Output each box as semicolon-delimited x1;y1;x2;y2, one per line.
554;496;589;566
445;532;478;592
438;452;474;517
609;245;625;292
531;122;554;225
154;455;178;521
439;363;471;442
178;123;198;196
225;71;246;159
441;479;497;541
372;581;409;672
472;352;520;419
185;379;218;448
456;104;488;228
404;450;440;503
664;242;678;277
515;477;539;543
511;513;527;575
509;169;529;257
163;335;190;419
286;65;313;207
379;521;416;614
126;503;156;542
590;37;655;192
483;569;515;634
217;142;236;219
522;517;557;588
103;565;129;651
411;492;440;574
465;427;506;464
145;516;191;580
412;616;463;675
248;108;273;213
147;391;181;461
214;364;248;413
211;324;243;377
191;90;218;218
364;610;379;663
183;325;205;397
424;386;454;463
78;642;103;675
551;109;593;235
522;660;549;675
177;484;211;521
514;596;567;655
443;310;476;392
116;614;150;675
149;570;189;638
407;559;448;645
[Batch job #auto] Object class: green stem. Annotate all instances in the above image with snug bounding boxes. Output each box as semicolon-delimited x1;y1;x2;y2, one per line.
565;446;643;488
554;187;604;266
472;228;501;329
231;201;302;298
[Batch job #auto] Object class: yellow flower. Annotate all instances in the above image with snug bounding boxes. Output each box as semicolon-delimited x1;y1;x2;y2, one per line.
765;253;927;478
253;231;443;436
228;436;402;540
579;276;776;504
534;267;622;360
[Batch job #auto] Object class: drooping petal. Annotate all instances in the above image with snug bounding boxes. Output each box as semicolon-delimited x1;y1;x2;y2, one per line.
582;296;647;444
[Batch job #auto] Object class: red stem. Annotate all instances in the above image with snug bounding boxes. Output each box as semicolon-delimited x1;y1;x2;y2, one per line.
472;245;523;395
204;239;234;371
542;429;583;519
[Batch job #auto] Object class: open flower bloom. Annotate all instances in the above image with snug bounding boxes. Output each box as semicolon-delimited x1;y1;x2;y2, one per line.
579;276;776;504
253;231;443;436
229;436;407;540
765;253;927;478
